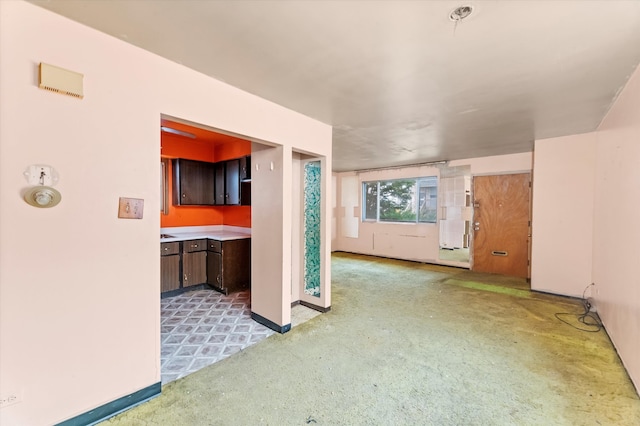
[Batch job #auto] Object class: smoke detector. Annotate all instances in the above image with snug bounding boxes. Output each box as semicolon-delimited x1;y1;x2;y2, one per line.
449;5;474;21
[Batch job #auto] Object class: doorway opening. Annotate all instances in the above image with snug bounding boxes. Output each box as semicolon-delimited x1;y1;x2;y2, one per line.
438;165;472;267
159;115;270;383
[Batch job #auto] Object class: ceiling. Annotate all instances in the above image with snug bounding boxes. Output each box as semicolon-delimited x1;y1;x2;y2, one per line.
30;1;640;171
161;118;246;147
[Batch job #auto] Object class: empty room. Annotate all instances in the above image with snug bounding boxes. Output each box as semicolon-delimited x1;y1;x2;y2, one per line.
1;1;639;425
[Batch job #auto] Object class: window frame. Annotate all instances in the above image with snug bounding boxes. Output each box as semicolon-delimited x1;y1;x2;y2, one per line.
362;176;438;224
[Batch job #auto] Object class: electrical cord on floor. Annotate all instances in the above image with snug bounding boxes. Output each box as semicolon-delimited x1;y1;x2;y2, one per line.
554;283;603;333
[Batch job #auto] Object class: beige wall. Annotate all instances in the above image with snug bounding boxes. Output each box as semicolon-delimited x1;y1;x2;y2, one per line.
333;153;532;262
530;64;639;390
251;145;290;327
593;63;640;391
531;133;596;297
0;2;331;425
448;152;533;176
291;153;303;303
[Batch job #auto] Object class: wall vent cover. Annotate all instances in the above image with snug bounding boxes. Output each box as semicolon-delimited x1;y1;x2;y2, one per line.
39;63;84;99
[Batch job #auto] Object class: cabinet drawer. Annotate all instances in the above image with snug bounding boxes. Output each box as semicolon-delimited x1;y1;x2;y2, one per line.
208;239;222;253
161;242;180;256
183;239;207;253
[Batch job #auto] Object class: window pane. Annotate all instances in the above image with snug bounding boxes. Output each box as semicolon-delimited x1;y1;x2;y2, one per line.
363;182;378;220
418;177;438;223
379;179;417;222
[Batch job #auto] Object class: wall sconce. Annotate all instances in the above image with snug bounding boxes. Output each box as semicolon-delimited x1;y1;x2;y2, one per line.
23;165;62;208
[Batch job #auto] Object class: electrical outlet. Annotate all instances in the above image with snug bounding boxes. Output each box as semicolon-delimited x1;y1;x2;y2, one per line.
0;392;22;408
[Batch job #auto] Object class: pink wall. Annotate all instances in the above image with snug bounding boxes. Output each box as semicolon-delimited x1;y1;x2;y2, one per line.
593;63;640;391
0;2;331;425
333;152;533;262
531;64;640;391
531;133;596;297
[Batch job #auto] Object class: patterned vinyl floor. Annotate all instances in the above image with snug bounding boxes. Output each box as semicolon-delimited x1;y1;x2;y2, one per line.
161;289;322;384
160;289;275;384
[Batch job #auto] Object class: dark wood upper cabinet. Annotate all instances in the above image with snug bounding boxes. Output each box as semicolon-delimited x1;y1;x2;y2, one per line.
214;162;226;205
172;159;215;205
172;156;250;207
225;159;240;205
239;156;250;181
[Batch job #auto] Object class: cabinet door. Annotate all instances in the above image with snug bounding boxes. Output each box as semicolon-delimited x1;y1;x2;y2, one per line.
183;251;207;287
225;159;240;205
220;238;252;293
207;251;223;289
240;181;251;206
239;156;250;180
161;255;180;292
214;162;226;205
173;159;215;205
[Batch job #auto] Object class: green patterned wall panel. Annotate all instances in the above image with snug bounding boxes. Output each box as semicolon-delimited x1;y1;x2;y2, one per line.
303;161;321;297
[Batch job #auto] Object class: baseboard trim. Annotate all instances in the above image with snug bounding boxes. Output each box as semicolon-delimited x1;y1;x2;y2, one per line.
251;312;291;334
161;284;207;299
291;300;300;307
300;300;332;313
55;382;161;426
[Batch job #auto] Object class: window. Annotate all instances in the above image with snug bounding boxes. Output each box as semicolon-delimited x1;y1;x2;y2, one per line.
363;177;437;223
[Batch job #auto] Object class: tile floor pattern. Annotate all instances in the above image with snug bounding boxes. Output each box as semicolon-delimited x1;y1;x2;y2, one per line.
161;289;275;384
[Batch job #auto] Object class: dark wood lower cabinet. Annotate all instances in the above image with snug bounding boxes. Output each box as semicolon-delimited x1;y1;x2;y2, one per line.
160;255;180;292
161;237;250;296
161;242;181;293
207;238;251;295
207;251;222;288
183;251;207;287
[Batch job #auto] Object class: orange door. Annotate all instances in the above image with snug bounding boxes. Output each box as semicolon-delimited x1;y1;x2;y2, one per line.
472;173;531;278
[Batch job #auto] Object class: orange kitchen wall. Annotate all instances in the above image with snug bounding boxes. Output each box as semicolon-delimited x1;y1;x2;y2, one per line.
215;140;251;161
161;133;251;228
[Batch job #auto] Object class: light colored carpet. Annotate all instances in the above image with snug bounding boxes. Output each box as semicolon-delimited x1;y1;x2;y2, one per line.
439;247;470;263
291;304;322;328
102;252;640;425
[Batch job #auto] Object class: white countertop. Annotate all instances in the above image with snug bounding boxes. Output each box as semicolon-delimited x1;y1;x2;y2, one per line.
160;225;251;242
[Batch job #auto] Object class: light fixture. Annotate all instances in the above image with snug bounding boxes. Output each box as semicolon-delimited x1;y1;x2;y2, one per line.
449;5;473;22
24;186;62;208
161;126;196;139
23;165;62;208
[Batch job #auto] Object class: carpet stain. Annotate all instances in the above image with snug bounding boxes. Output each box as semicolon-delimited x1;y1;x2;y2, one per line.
444;278;534;298
102;252;640;425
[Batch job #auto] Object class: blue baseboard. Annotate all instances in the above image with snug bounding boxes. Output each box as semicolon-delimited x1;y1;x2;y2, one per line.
55;381;161;426
251;311;291;333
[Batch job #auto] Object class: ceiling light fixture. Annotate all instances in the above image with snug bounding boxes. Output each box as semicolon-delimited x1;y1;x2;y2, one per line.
161;126;196;139
449;5;473;22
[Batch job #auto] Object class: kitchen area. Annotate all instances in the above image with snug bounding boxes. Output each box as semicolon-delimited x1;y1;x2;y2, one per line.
159;119;275;383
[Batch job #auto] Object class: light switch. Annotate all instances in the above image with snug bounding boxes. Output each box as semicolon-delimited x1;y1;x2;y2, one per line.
118;197;144;219
24;165;59;186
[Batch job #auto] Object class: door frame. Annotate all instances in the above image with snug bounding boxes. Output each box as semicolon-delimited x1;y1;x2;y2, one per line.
469;172;532;279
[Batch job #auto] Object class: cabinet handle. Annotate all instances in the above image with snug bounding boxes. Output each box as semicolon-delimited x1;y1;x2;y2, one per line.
192;244;198;248
182;194;186;198
184;274;188;281
217;275;221;284
164;247;169;251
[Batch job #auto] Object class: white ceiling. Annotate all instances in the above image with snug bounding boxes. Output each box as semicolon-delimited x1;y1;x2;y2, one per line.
30;1;640;171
